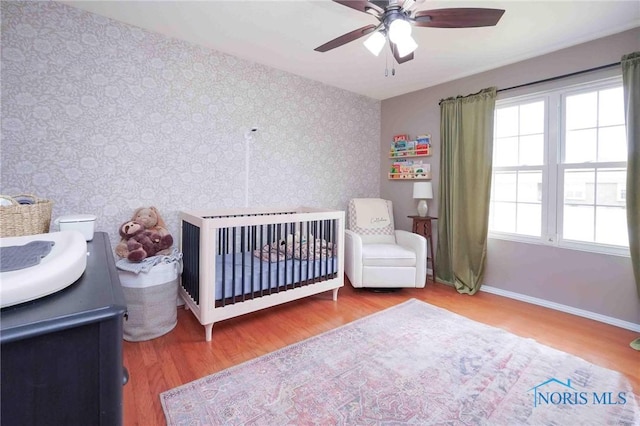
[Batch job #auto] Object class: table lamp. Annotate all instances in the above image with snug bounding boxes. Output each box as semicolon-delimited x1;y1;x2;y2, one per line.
412;182;433;217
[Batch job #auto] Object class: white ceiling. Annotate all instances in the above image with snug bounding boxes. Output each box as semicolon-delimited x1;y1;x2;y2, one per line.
62;1;640;100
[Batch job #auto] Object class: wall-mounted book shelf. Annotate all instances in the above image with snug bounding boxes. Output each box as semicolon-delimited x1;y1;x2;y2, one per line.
389;133;432;180
388;172;432;180
389;152;431;159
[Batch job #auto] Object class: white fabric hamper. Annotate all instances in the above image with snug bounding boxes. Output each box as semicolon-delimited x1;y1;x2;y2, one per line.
118;261;180;342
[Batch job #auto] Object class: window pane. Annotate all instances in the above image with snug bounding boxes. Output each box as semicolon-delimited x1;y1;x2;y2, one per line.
564;169;595;205
496;106;519;137
566;92;597;130
516;203;541;236
517;171;542;203
519;134;544;165
596;169;626;206
494;137;518;166
519;101;544;135
565;129;596;163
493;172;517;201
597;125;627;162
599;87;625;126
563;205;594;242
595;206;629;246
491;202;516;233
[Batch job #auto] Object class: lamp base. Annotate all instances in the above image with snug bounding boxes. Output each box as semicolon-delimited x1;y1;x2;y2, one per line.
417;199;428;217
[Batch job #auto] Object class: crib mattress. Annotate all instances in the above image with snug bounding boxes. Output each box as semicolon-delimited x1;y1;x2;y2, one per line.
215;252;337;301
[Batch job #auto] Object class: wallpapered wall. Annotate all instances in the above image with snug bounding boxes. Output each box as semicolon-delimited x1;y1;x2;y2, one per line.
1;1;381;249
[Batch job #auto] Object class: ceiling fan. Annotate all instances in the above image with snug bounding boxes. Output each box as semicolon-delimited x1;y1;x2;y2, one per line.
314;0;505;64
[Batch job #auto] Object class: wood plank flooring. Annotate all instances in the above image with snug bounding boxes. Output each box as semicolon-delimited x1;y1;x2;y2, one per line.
122;280;640;425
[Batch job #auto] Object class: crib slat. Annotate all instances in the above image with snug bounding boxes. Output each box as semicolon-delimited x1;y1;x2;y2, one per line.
313;221;317;283
251;225;256;298
332;218;337;278
305;222;311;281
219;228;227;306
320;219;324;280
276;223;281;293
267;224;272;296
232;227;237;302
260;224;264;298
284;222;288;290
298;221;303;288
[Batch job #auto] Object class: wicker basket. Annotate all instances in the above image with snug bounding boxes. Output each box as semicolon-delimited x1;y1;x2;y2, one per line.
0;194;53;237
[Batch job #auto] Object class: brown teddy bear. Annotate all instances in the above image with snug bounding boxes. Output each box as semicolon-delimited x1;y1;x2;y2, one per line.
115;206;173;259
118;220;173;262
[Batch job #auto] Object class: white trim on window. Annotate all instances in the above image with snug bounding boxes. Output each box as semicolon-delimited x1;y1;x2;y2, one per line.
489;76;629;257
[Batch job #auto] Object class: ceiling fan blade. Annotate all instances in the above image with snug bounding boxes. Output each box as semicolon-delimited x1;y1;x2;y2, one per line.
314;25;377;52
391;43;414;64
413;8;505;28
332;0;384;17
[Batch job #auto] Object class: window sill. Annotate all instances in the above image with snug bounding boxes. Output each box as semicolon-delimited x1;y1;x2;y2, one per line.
488;233;630;258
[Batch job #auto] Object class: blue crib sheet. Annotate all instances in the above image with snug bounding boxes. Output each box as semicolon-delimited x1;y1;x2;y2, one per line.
215;252;337;301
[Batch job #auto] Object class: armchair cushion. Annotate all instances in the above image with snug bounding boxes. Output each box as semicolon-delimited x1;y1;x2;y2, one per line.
362;244;416;267
348;199;395;244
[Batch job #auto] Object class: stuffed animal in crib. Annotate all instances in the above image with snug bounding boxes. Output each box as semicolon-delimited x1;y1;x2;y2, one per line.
115;206;173;259
116;220;173;262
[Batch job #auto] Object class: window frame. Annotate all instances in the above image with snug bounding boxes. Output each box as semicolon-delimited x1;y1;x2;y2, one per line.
489;76;629;257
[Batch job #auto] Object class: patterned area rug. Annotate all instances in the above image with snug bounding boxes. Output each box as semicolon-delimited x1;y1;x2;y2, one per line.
161;299;639;425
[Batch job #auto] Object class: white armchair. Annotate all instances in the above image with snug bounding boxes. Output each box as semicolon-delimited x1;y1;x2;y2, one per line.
345;198;427;288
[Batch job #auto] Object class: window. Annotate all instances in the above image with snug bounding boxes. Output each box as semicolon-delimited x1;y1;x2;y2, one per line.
489;77;629;256
490;99;545;237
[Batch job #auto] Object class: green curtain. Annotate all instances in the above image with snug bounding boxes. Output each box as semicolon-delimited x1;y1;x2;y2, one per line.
436;87;497;295
622;52;640;296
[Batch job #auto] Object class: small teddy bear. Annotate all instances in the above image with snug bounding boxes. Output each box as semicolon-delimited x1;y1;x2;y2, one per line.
118;220;173;262
132;207;170;238
115;206;173;259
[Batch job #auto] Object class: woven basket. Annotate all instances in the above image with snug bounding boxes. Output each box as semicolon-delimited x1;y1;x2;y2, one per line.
0;194;53;237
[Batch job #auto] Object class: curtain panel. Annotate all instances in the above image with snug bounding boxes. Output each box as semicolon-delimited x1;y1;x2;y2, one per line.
436;87;497;295
621;52;640;297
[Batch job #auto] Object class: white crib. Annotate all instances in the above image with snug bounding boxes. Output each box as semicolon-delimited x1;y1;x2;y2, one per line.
179;206;345;341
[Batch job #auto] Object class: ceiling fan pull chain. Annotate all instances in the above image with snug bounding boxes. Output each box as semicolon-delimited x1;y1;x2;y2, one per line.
385;48;389;77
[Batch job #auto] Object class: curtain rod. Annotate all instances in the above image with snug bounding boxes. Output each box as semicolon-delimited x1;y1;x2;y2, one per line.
497;61;621;93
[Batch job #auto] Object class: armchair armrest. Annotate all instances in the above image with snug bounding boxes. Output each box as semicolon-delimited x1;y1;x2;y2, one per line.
344;229;364;287
395;230;427;287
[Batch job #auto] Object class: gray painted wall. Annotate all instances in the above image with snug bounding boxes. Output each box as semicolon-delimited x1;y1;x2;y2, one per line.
381;28;639;325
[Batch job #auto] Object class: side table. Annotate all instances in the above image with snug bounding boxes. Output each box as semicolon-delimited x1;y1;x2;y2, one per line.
408;215;437;284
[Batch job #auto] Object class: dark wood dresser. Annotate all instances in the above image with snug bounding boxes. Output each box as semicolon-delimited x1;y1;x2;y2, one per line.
1;232;127;425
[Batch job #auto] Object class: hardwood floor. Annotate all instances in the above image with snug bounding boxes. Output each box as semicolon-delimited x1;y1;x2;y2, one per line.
122;279;640;425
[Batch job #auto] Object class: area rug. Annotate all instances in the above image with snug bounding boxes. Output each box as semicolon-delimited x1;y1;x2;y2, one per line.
161;299;639;425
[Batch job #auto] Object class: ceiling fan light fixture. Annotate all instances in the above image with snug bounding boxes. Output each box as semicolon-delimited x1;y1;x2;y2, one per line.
316;2;505;65
388;18;412;44
396;34;418;58
363;30;386;56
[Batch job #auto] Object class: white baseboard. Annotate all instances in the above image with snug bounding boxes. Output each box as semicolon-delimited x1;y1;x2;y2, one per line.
480;285;640;333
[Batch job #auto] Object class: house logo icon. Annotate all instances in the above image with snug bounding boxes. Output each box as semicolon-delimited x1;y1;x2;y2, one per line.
528;378;577;408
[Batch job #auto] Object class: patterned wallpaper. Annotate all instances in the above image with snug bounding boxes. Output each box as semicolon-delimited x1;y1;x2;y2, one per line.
1;2;381;249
